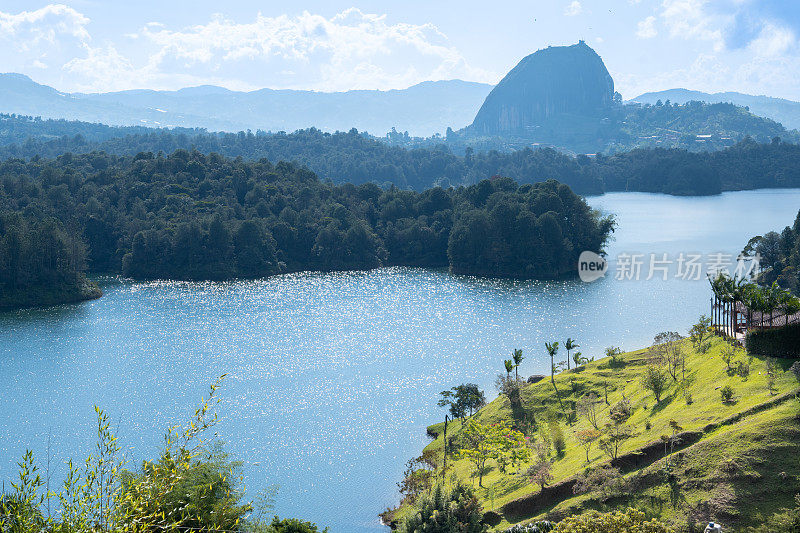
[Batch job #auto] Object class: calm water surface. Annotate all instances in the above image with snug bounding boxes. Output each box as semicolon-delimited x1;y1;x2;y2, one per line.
1;189;799;532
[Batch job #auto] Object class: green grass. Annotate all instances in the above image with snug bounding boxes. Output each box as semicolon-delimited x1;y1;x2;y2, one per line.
398;336;800;531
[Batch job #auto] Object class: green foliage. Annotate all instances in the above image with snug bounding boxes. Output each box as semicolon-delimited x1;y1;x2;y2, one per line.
604;347;624;368
524;460;553;490
688;315;712;350
264;516;330;532
746;323;800;358
400;482;487;533
548;420;566;459
746;494;800;533
720;384;735;403
456;419;530;486
439;384;487;420
736;360;751;380
0;376;325;533
0;152;613;293
0;214;99;310
397;455;437;504
554;507;671;532
640;364;670;403
504;520;553;533
572;465;624;499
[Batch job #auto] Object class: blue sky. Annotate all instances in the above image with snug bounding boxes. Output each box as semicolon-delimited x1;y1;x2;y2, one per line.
1;0;799;99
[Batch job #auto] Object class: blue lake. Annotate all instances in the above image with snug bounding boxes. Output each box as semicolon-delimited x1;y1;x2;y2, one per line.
1;189;799;532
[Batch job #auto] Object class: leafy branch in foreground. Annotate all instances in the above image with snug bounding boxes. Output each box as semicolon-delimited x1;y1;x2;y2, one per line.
1;374;328;533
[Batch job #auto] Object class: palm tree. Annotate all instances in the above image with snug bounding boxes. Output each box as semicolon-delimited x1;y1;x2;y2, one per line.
778;290;800;326
545;341;564;410
708;273;734;335
764;282;783;327
565;338;579;370
504;359;514;379
512;349;524;381
729;276;748;334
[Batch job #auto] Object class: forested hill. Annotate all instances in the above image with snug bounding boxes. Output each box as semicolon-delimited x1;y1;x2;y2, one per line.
0;117;604;193
0;150;614;309
4;115;800;196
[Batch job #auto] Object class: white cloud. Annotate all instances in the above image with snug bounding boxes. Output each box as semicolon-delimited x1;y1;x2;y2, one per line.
0;4;90;51
636;16;658;39
747;22;796;57
564;1;583;17
660;0;724;50
58;8;494;92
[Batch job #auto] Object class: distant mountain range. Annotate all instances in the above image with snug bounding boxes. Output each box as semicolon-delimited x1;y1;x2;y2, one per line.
0;73;493;137
3;44;800;154
630;89;800;131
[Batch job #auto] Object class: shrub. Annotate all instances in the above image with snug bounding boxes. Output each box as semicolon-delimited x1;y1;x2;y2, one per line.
766;357;779;395
400;482;486;533
745;323;800;358
721;385;734;403
505;521;554;533
266;516;330;532
555;507;671;533
549;420;566;458
736;360;750;380
605;346;624;368
572;465;624;499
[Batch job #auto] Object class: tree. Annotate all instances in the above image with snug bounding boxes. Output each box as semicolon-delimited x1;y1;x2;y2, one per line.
572;351;591;369
525;460;553;491
599;399;633;460
605;346;623;367
651;332;683;381
576;393;600;429
438;384;486;420
456;419;526;487
399;482;487;533
512;349;524;380
504;359;515;379
719;342;738;373
766;357;779;395
641;364;670;403
548;419;566;458
545;342;565;410
565;338;579;371
575;428;601;463
791;361;800;385
397;455;435;504
688;315;712;350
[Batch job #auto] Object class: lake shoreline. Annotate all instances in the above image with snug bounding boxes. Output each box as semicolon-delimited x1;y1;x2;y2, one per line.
0;279;102;313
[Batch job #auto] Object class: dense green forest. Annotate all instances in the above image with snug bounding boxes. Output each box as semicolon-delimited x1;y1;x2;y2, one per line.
0;213;101;310
745;209;800;294
0;150;614;308
3;113;800;196
440;99;799;154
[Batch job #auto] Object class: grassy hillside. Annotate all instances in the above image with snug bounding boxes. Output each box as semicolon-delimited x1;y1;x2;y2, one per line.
394;336;800;531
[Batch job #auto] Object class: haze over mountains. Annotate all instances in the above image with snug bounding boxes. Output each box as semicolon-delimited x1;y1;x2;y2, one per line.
2;41;799;154
630;89;800;131
0;73;492;137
